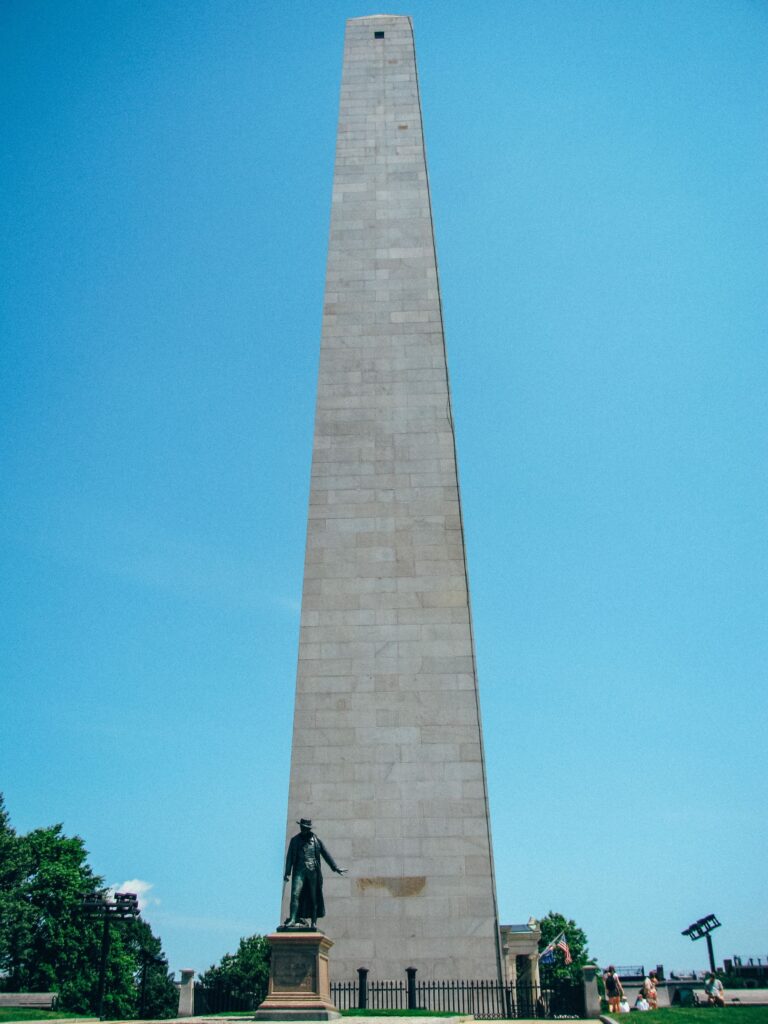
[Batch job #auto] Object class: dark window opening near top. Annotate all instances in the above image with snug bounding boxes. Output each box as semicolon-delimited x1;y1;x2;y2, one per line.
374;31;385;39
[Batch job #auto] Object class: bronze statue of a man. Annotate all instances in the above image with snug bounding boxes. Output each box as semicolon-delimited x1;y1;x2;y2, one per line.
283;818;346;929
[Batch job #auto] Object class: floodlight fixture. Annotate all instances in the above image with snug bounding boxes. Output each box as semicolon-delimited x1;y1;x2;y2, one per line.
682;914;721;972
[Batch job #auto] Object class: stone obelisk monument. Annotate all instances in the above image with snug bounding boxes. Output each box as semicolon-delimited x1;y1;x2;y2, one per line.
285;15;503;982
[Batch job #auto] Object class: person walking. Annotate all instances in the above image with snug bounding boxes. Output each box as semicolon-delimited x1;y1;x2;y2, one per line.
604;966;624;1014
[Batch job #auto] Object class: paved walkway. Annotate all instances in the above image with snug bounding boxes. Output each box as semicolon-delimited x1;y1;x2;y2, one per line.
3;1017;545;1024
16;1017;549;1024
139;1018;481;1024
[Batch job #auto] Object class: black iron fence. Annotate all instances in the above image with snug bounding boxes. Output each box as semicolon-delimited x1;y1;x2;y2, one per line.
333;977;405;1011
193;979;268;1015
330;974;584;1019
194;971;584;1019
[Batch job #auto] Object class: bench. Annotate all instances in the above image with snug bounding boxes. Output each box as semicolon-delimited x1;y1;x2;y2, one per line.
0;993;59;1010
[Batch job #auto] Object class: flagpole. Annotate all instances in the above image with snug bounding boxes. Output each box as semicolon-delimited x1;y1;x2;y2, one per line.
537;931;565;961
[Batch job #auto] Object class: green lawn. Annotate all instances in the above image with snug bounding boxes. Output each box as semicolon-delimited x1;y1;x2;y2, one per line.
0;1012;94;1023
604;1009;768;1024
203;1012;464;1020
342;1012;468;1018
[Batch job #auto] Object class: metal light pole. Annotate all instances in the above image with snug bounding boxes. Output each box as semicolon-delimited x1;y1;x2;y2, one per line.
82;891;139;1019
682;914;722;974
138;949;166;1019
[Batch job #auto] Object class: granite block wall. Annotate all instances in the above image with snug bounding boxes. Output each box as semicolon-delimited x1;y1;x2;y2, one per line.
285;15;503;982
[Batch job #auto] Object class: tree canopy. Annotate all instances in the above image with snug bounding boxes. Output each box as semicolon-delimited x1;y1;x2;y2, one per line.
0;794;177;1018
199;934;271;1007
538;910;591;983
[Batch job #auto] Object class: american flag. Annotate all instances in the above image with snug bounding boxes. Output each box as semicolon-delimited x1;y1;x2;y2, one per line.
556;935;573;965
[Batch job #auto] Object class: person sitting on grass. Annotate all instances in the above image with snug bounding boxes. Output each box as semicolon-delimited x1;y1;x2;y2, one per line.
634;994;650;1011
642;971;659;1009
704;972;725;1007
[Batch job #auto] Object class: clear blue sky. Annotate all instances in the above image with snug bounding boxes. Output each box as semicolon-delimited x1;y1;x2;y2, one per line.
2;0;766;980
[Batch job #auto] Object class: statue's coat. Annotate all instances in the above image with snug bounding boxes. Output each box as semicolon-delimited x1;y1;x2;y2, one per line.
284;832;340;920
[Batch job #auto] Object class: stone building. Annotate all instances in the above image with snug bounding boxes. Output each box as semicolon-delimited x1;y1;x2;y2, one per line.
500;920;542;987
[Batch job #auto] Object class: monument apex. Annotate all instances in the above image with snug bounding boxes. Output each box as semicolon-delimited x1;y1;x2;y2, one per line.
284;15;504;982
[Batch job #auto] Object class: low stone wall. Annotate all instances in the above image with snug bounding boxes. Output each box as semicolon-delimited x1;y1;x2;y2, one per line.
619;982;768;1008
0;994;58;1009
722;988;768;1005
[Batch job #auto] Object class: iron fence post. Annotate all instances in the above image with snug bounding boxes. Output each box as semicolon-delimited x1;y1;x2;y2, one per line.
357;968;369;1009
406;967;417;1010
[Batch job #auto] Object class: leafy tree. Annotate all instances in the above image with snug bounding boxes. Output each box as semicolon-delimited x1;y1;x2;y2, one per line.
97;917;177;1020
0;795;176;1018
0;806;103;1000
538;910;591;984
199;934;271;1007
129;919;178;1021
0;795;25;986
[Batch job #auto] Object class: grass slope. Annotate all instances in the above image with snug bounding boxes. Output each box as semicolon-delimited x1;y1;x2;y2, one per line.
605;1010;768;1024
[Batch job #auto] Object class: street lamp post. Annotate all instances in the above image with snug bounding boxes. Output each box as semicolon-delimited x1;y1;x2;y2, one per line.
682;914;722;974
82;891;139;1019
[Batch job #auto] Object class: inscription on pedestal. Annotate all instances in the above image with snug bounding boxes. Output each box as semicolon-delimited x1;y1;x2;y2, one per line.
256;932;340;1021
272;950;317;992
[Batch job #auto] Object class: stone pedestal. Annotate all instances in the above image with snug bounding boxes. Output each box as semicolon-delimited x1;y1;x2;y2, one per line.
582;964;602;1019
254;931;340;1021
177;968;195;1017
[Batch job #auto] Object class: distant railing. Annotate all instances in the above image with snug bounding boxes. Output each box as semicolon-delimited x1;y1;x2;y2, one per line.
615;966;645;980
